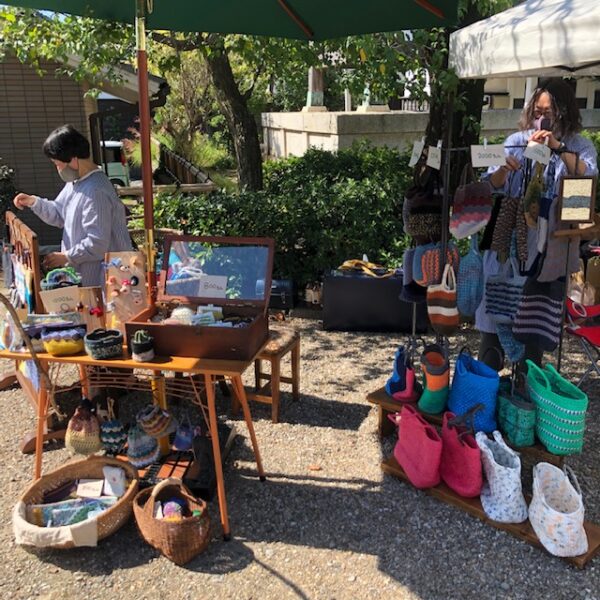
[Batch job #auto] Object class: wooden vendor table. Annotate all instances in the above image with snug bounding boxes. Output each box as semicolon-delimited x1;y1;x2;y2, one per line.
0;348;266;540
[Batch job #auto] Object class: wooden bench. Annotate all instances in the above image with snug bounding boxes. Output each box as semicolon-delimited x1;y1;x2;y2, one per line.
245;327;300;423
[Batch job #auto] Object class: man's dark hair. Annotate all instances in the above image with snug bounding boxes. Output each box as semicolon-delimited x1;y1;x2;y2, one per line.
43;124;91;162
518;78;582;139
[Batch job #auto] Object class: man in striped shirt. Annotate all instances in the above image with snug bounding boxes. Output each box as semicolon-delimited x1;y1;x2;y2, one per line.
13;124;132;287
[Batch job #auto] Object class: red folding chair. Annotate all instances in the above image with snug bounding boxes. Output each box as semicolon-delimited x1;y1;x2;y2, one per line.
566;298;600;387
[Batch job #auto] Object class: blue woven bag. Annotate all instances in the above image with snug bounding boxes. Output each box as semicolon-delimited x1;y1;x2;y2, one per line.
448;350;500;433
457;235;483;317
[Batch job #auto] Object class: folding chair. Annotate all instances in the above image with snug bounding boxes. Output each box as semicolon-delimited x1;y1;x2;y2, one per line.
565;298;600;387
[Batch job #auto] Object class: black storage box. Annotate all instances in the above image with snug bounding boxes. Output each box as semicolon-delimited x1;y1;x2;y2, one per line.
256;278;295;310
322;270;428;332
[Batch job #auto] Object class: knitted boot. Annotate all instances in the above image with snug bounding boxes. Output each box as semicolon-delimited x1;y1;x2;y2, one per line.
417;344;450;414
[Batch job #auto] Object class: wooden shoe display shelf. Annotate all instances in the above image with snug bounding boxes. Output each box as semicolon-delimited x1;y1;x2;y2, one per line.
368;387;600;568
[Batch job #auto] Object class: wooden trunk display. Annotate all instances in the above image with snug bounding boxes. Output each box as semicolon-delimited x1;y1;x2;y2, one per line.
126;236;274;360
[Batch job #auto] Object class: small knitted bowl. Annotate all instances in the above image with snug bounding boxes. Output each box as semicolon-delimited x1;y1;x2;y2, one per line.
84;329;124;360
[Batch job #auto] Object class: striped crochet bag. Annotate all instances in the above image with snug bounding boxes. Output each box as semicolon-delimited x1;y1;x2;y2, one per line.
427;264;459;336
485;257;526;324
417;242;460;287
449;164;493;239
457;235;483;318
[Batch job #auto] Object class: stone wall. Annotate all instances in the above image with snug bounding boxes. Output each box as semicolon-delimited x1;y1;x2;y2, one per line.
262;109;600;158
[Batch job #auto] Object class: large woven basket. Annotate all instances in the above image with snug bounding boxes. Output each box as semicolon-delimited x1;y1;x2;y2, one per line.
14;456;138;549
133;478;210;565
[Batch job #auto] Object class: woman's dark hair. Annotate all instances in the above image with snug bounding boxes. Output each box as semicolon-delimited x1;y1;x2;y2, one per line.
42;124;90;162
519;78;582;138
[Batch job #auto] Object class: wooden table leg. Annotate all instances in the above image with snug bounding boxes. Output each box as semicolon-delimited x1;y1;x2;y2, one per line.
291;339;300;402
231;375;265;481
204;373;231;540
79;364;90;399
152;375;170;456
34;361;50;480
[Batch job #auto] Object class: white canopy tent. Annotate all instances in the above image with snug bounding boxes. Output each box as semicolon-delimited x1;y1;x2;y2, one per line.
449;0;600;79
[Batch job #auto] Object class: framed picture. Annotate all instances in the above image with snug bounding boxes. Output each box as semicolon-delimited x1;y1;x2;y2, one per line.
558;176;597;223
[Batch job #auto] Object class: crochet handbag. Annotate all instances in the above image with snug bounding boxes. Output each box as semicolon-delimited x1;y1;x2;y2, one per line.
127;424;160;469
529;463;588;557
426;264;459;336
526;360;589;455
40;267;81;291
496;378;536;447
137;405;179;439
513;279;565;352
417;242;460;287
402;159;443;240
449;164;493;239
448;349;499;433
100;398;127;456
388;405;442;489
65;399;103;456
412;243;435;286
457;235;484;318
476;431;528;523
485;257;526;325
173;413;194;452
84;329;124;360
439;411;483;498
385;345;421;403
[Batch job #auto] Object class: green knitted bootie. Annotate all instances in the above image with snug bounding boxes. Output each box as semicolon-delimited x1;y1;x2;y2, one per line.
417;344;450;414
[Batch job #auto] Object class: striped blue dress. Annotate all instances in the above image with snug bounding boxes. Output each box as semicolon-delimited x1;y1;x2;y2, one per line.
31;170;132;287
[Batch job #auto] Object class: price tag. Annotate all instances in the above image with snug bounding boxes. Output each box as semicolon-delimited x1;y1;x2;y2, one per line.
524;141;552;165
408;140;425;167
426;145;442;171
470;144;506;168
197;275;228;298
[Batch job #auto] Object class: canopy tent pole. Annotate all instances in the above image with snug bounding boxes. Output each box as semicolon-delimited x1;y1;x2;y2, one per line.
136;0;156;303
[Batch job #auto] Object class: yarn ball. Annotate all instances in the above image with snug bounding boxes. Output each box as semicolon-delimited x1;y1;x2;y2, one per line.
163;500;184;519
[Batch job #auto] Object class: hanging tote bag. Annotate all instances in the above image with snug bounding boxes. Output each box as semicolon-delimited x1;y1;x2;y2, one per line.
448;349;499;433
476;431;528;523
485;257;526;325
449;164;493;239
65;399;103;456
457;235;484;318
526;360;589;455
439;411;483;498
513;278;565;352
388;405;442;489
528;463;588;557
426;264;459;336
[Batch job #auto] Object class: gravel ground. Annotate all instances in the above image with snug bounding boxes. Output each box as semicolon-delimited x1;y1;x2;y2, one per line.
0;316;599;600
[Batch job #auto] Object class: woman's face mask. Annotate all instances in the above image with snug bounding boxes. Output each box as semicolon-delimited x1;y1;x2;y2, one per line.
533;115;554;132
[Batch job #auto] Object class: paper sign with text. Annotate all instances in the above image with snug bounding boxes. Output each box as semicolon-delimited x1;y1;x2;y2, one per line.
524;141;551;165
197;275;228;298
426;146;442;171
470;144;506;168
408;140;425;167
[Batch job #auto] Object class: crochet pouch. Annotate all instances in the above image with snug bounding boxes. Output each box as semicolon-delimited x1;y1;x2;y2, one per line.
529;463;588;557
449;163;493;239
65;400;102;456
485;257;526;324
448;349;499;433
457;235;483;317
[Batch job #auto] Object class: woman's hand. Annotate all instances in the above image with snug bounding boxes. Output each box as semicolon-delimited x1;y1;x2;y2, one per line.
528;129;561;151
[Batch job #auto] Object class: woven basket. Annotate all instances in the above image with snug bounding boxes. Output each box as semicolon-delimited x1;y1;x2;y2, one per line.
84;328;124;360
133;478;210;565
14;456;138;549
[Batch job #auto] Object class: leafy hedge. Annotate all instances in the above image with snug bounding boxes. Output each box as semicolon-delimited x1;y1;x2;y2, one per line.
0;158;15;222
151;143;412;287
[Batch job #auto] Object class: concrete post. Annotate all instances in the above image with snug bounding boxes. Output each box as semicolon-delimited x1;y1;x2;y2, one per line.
302;67;327;113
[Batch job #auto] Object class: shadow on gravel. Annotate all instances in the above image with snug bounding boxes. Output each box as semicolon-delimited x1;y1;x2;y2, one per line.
235;392;371;430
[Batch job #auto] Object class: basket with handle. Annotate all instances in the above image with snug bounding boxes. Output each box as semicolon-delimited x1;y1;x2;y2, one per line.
133;477;210;565
13;455;138;549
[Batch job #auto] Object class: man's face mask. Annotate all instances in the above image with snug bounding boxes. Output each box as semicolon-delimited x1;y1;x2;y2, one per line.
58;163;80;183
